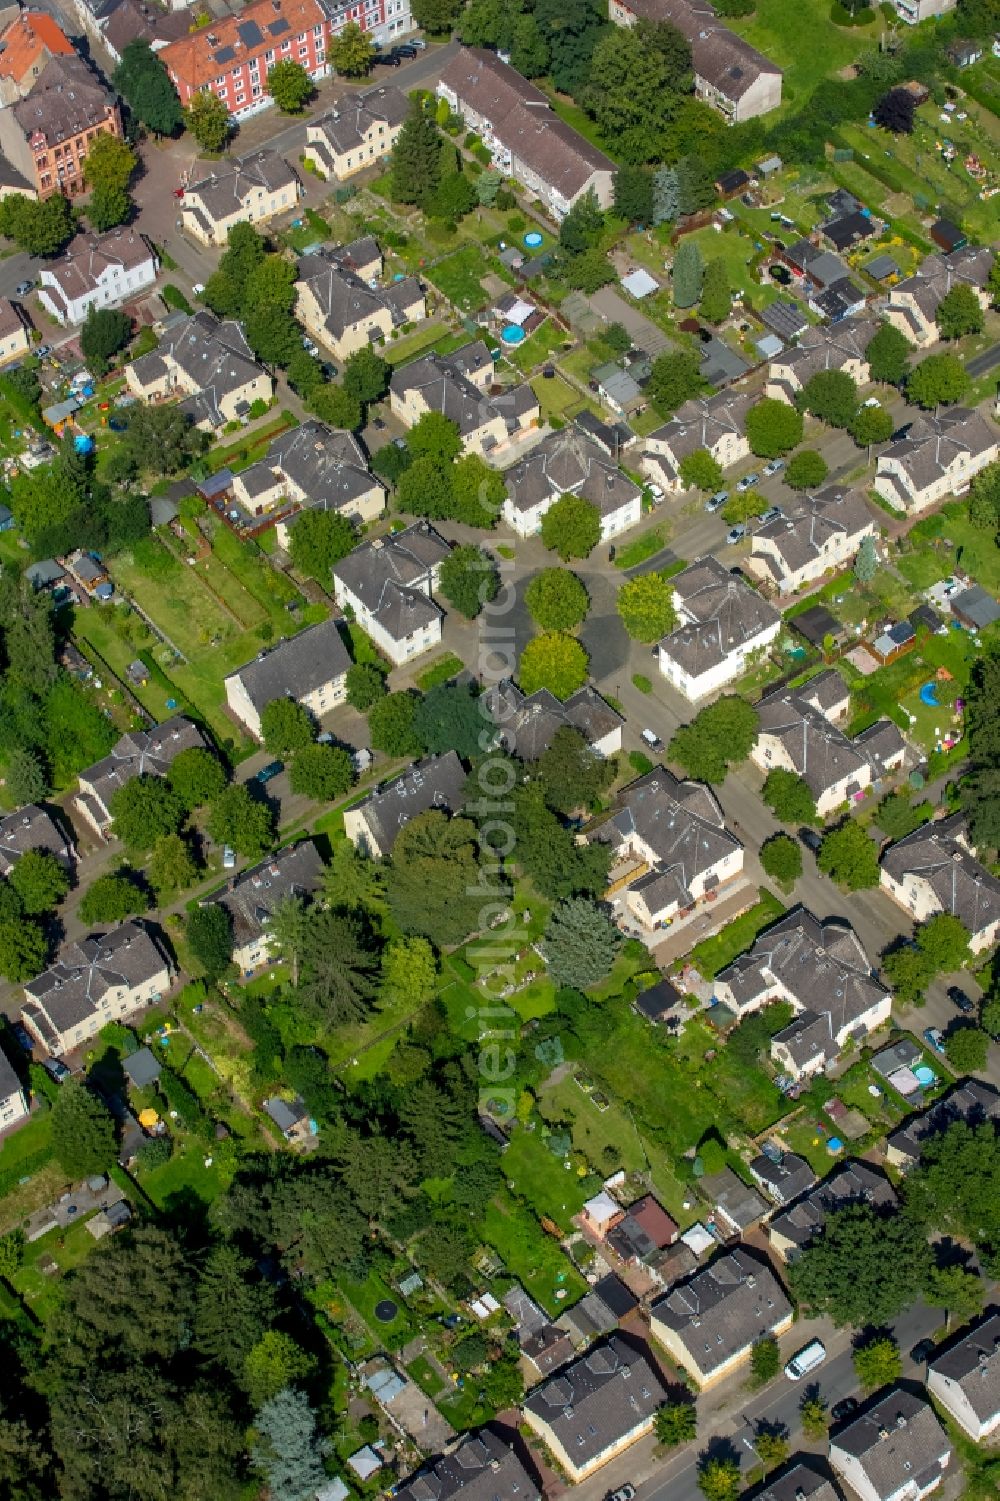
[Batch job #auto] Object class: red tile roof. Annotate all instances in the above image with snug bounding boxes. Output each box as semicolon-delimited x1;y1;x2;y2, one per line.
0;10;74;83
159;0;327;91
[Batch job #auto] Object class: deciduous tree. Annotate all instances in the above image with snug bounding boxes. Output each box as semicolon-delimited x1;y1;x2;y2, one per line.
187;903;233;979
535;725;614;813
289;743;355;801
0;192;74;255
785;450;828;489
148;833;199;896
817;819;880;888
760;833;802;889
0;918;47;981
849;403;893;457
207;784;275;860
924;1263;985;1330
518;632;589;700
367;691;421;756
80;307;132;374
745;398;803;457
672;238;704;308
328;20;375;76
617;572;677;641
801;369;859;428
438;544;500;618
853;1335;902;1389
8;848;69;915
699;258;731;324
345;662;387;712
762;767;817;824
789;1202;932;1325
388;811;496;948
108;775;184;850
539;493;601;560
873;86;915;133
944;1024;989;1072
749;1334;780;1386
266;59;312;113
413;682;485;759
185;89;231;152
668;697;759;782
655;1399;697;1448
342;348;389;404
79;870;147;924
167;746;227;811
697;1456;741;1501
679;449;724;492
260;698;314;758
51;1080;117;1179
907;352;968;410
647;350;706;417
380;936;439;1009
113;40;183;135
525;568;590;631
866;322;912;385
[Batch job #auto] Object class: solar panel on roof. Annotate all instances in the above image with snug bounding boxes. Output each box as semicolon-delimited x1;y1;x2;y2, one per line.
214;44;234;61
238;19;263;44
268;16;289;33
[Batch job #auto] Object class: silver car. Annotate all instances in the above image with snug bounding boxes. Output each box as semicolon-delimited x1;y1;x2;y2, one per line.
725;524;745;545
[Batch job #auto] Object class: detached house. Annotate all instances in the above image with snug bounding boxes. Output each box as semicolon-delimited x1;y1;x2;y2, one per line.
0;296;32;364
830;1389;951;1501
502;428;642;540
437;48;614;217
304;86;408;180
486;680;624;760
232;420;385;532
224;617;352;740
650;1248;793;1388
886;1079;1000;1170
880;812;1000;953
0;1042;28;1133
885;246;994;346
74;716;209;840
179;150;300;246
126;310;273;430
768;1161;897;1261
748;486;876;597
37;229;158;325
751;679;905;817
609;0;782;122
714;908;892;1079
642;390;753;494
22;921;172;1057
396;1431;540;1501
585;767;744;932
210;840;325;973
765;317;877;404
523;1335;667;1480
656;556;781;701
873;406;999;515
927;1313;1000;1441
296;241;425;362
331;521;450;665
390;341;538;458
754;1463;846;1501
0;803;74;877
0;54;121;200
344;752;468;858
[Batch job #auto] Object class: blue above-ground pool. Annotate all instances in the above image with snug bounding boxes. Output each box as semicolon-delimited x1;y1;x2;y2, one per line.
914;1064;936;1088
74;433;94;454
501;324;526;344
827;1136;844;1154
920;680;940;706
524;231;543;247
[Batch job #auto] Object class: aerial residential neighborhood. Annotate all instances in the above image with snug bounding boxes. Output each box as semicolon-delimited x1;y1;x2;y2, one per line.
0;0;997;1495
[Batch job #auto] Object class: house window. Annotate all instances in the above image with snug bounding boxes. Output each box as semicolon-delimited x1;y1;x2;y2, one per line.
265;48;274;60
281;38;291;50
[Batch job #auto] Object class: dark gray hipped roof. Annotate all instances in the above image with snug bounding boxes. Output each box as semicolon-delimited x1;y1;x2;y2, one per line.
652;1248;791;1376
211;841;325;950
928;1313;1000;1425
658;556;780;679
832;1389;950;1500
769;1161;897;1249
484;680;622;761
525;1334;667;1464
396;1429;539;1501
24;922;168;1041
887;1078;1000;1166
881;812;1000;938
229;618;351;716
353;752;468;855
332;522;449;645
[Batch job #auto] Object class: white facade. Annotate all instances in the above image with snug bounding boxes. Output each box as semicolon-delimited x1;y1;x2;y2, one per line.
38;240;158;325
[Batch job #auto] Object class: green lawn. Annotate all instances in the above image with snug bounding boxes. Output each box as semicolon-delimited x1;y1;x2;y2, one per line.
11;1215;102;1322
341;1269;413;1345
136;1134;238;1209
501;1129;591;1230
416;652;465;691
503;318;573;375
480;1188;587;1315
406;1353;448;1398
688;891;787;980
425;244;497;315
729;0;879;115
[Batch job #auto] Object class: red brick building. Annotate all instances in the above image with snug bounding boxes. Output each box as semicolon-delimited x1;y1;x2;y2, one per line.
0;55;121;200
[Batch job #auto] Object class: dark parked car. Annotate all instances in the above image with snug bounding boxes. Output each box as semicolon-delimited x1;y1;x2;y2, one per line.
14;280;32;296
910;1338;936;1364
831;1397;859;1423
42;1057;71;1084
255;760;285;784
393;43;417;57
947;986;975;1014
799;826;823;854
377;50;401;64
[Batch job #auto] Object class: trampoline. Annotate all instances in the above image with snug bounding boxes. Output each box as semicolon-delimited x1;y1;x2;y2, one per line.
501;324;526;344
374;1299;399;1323
524;231;543;247
919;680;940;706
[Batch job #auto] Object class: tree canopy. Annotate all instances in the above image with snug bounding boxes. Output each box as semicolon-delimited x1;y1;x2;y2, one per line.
745;398;804;458
668;697;758;783
113;40;183;135
789;1202;932;1326
524;569;590;631
539;494;602;561
518;632;590;700
617;573;678;642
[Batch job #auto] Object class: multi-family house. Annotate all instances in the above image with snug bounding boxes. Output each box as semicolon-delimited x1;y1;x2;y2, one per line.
161;0;414;121
126;310;273;429
884;246;994;346
748;1149;818;1207
642;390;753;494
331;521;450;665
0;11;75;104
304;85;408;180
179;150;300;245
502;427;642;540
650;1248;793;1388
585;767;744;931
879;812;1000;953
209;840;325;973
74;0;189;67
714;908;892;1078
396;1431;540;1501
389;341;538;458
886;1080;1000;1170
608;0;782;122
232;420;385;533
343;751;468;858
0;803;75;877
767;1162;897;1261
437;47;614;218
655;556;781;701
765;317;877;403
296;243;425;361
37;229;158;325
0;1042;28;1133
224;617;352;740
748;486;876;596
523;1335;668;1479
74;716;209;840
485;680;624;760
0;295;32;364
21;921;173;1057
0;54;121;199
754;1463;846;1501
873;406;999;515
751;679;906;817
830;1390;952;1501
927;1314;1000;1441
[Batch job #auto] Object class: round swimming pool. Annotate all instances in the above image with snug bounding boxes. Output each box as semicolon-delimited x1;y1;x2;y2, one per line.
501;324;526;344
524;231;543;247
913;1064;936;1088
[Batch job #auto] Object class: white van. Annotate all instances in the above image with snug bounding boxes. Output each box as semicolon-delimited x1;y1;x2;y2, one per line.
784;1340;826;1380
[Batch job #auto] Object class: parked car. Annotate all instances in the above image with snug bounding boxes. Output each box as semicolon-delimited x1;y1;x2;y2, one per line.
14;280;32;296
705;491;729;512
725;524;745;545
763;458;785;476
647;483;664;502
372;416;386;431
409;35;428;46
393;43;417;57
910;1338;936;1364
11;1023;33;1055
798;826;823;854
378;49;401;63
301;335;318;354
608;1487;636;1501
42;1057;71;1084
947;986;975;1014
832;1397;859;1424
736;472;760;492
923;1026;946;1055
35;344;50;358
222;845;236;869
641;728;664;751
255;760;284;784
758;506;783;525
